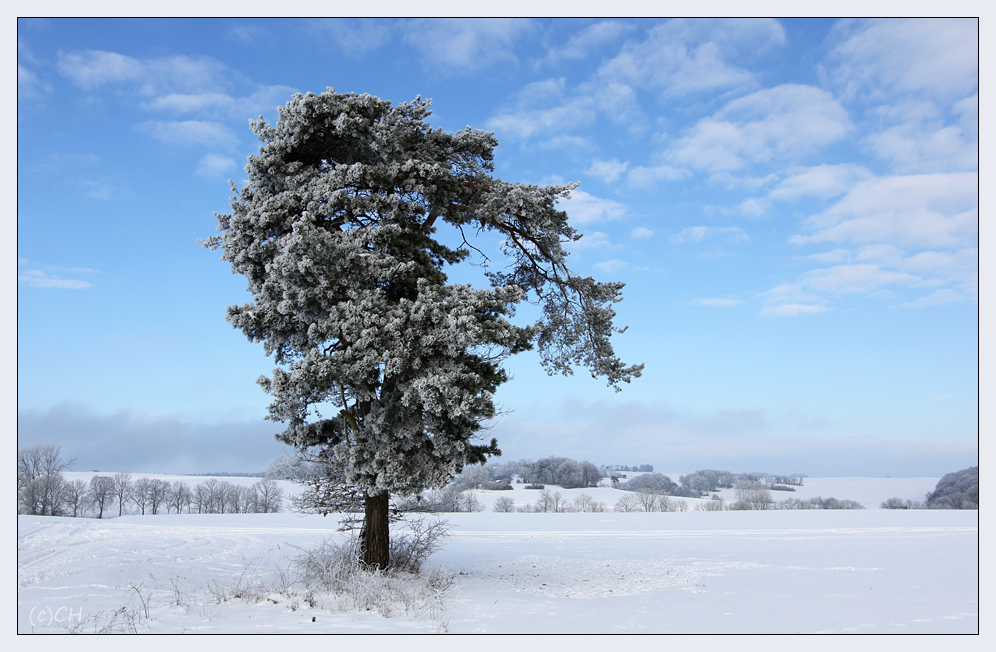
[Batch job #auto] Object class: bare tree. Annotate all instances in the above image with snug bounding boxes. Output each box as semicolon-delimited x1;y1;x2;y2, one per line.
253;479;284;513
131;477;152;515
17;444;76;516
65;479;92;517
572;493;606;513
167;481;192;514
614;494;641;512
493;496;515;513
145;479;170;515
113;473;133;517
89;476;116;519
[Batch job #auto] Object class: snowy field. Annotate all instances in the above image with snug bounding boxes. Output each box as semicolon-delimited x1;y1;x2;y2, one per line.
18;475;978;635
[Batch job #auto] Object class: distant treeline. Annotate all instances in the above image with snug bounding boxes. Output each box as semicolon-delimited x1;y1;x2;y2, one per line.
17;444;283;518
611;469;805;498
880;466;978;510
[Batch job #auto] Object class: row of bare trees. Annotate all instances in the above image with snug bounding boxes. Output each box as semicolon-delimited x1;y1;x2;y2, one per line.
17;445;283;518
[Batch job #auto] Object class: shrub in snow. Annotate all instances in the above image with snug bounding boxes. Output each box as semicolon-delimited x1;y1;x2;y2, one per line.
614;494;641;512
288;517;453;622
881;497;926;509
809;496;865;510
493;496;516;512
394;487;484;513
778;498;817;510
730;480;774;510
572;493;606;512
779;496;864;510
695;497;725;511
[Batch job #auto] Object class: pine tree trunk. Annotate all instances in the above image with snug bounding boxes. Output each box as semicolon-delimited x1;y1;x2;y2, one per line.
361;491;390;570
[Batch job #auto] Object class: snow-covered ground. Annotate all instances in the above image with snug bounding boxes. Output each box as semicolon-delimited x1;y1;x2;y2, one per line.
18;474;978;634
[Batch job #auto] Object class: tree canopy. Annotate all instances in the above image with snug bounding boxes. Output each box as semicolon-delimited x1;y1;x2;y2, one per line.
207;89;642;567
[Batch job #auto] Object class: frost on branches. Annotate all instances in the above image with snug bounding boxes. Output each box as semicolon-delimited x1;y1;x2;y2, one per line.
206;89;642;568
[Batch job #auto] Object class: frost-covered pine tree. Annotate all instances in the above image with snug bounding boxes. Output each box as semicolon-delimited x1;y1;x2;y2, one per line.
206;89;642;569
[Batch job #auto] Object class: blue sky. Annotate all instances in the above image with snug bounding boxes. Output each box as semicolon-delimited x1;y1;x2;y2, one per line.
17;18;979;477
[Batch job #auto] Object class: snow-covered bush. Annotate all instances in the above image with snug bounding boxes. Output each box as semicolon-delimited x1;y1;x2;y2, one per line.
572;493;606;512
288;520;454;623
620;473;678;495
679;469;737;495
809;496;865;510
730;481;773;510
881;497;926;509
695;496;725;511
387;516;451;574
614;494;641;512
926;466;978;509
394;487;484;513
778;498;817;510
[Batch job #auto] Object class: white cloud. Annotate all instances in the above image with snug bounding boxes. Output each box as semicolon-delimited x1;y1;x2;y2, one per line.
594;259;628;274
58;50;229;96
625;164;689;187
558;190;626;225
739;198;769;217
630;227;654;239
801;264;926;295
692;297;743;307
18;38;49;99
596;19;785;97
196;154;238;177
401;19;531;72
854;244;906;266
143;85;295;119
141;120;237;149
953;93;979;140
769;164;873;201
535;135;595;152
146;92;233;113
18;64;45;100
761;303;828;317
757;283;828;316
824;18;978;103
586;158;628;184
902;288;976;308
17;261;95;290
308;18;396;56
58;50;145;89
807;249;851;265
568;231;614;251
865;115;978;174
586;80;645;129
791;172;978;249
671;226;749;245
488;96;595;140
226;23;268;44
668;85;852;172
540;21;632;66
